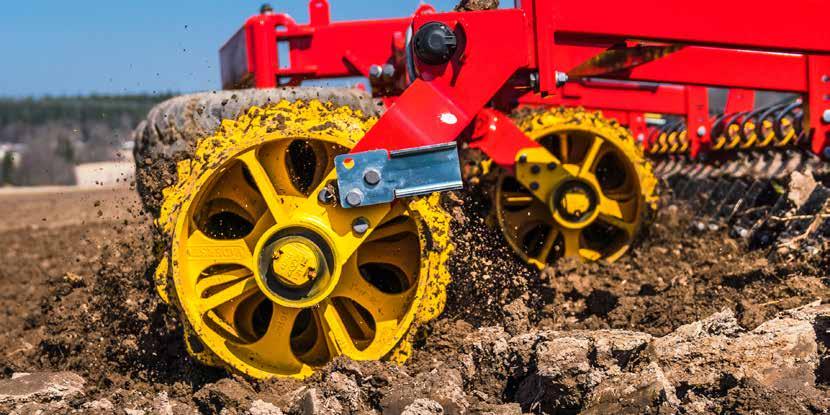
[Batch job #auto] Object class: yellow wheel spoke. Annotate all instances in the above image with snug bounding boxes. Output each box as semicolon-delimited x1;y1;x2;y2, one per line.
580;136;605;176
198;274;258;313
238;304;304;370
244;213;276;247
598;197;638;236
234;294;266;341
562;228;581;257
336;258;412;321
502;191;535;207
367;216;415;242
319;299;360;355
559;133;570;162
239;149;294;220
185;230;255;270
534;227;559;262
360;238;420;278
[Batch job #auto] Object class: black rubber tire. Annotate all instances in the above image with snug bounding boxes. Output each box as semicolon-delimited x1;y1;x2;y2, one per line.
132;87;380;215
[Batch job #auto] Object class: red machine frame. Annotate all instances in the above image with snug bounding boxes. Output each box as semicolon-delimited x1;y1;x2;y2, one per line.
220;0;830;162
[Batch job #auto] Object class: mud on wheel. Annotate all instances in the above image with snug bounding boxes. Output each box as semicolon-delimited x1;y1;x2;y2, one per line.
492;108;658;267
144;92;452;379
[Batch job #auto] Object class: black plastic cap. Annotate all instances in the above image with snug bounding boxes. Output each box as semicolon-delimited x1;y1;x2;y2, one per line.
413;22;458;65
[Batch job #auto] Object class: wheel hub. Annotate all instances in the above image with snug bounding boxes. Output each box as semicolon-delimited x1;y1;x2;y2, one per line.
270;239;323;288
254;229;336;308
552;180;598;224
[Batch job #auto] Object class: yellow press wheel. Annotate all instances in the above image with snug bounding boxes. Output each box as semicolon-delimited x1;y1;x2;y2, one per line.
154;99;452;379
493;108;657;268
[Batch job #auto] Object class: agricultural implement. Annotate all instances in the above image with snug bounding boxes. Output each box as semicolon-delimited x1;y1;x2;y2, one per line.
133;0;830;378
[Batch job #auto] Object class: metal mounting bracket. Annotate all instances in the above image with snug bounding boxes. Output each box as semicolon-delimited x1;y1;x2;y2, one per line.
334;142;463;207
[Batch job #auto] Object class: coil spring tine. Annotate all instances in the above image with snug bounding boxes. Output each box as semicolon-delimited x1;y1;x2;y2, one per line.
739;108;765;149
756;103;789;148
710;113;728;150
724;112;747;150
647;126;662;154
773;100;802;147
665;120;685;154
657;121;676;154
793;107;806;145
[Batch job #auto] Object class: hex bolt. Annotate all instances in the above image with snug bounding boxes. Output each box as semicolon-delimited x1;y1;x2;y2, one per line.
529;72;540;91
555;71;569;87
381;64;395;80
530;165;541;174
317;188;334;204
822;109;830;124
352;217;370;234
696;126;707;137
530;182;540;191
345;189;364;206
368;64;383;79
518;154;528;163
363;168;381;185
546;162;557;171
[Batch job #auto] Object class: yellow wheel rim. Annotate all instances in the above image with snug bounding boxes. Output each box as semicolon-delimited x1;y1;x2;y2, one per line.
495;108;657;268
154;100;451;379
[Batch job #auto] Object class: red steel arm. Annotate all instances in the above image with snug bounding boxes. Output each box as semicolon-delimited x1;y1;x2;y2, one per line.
546;0;830;54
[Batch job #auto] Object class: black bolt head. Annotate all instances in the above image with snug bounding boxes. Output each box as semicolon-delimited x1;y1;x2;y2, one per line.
530;182;540;191
413;22;458;65
530;165;541;174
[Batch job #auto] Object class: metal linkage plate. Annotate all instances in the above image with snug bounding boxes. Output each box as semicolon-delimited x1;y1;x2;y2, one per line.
334;142;463;207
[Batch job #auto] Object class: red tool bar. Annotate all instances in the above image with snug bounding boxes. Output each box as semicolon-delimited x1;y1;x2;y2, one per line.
544;0;830;54
618;48;808;92
519;81;689;115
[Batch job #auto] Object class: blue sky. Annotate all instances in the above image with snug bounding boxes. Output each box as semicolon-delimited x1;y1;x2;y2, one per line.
0;1;461;97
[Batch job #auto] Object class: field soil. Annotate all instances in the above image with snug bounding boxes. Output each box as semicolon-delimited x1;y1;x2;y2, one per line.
0;185;828;414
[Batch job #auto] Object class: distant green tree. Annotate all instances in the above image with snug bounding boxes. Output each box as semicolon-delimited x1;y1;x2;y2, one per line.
0;151;13;186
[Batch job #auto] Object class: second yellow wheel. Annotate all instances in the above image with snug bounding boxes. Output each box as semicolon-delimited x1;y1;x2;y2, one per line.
494;108;657;267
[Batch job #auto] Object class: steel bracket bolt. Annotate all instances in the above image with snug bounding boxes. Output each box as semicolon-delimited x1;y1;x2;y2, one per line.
318;188;335;204
363;168;381;185
696;126;707;137
529;72;540;92
368;64;383;80
518;154;528;163
555;71;569;87
530;182;540;191
530;165;541;174
345;189;364;206
546;162;557;171
352;217;370;234
822;109;830;124
381;64;395;80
